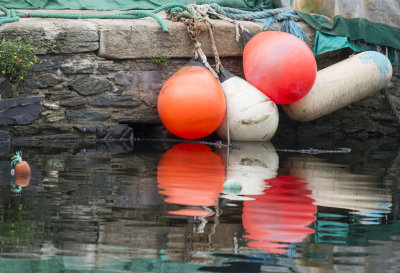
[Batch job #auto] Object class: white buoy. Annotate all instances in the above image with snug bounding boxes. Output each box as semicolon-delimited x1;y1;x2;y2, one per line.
283;51;393;122
222;142;279;200
216;68;279;141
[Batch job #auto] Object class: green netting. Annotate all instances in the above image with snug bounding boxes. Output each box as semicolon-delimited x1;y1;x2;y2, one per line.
0;0;273;10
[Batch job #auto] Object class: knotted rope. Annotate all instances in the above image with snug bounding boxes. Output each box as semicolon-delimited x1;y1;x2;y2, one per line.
184;18;219;78
167;4;231;145
188;4;224;74
188;4;231;146
0;4;198;32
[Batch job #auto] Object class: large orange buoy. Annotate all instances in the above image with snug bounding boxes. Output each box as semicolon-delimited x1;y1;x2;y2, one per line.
157;143;226;216
243;31;317;105
242;176;317;254
157;60;226;139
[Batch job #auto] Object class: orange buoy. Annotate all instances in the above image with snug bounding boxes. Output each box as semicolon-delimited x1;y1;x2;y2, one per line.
243;31;317;105
242;176;316;254
11;151;31;176
11;151;31;188
157;60;226;139
157;143;226;216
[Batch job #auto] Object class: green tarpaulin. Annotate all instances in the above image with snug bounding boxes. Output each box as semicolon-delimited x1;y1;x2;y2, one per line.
0;0;273;10
290;0;400;53
313;31;374;55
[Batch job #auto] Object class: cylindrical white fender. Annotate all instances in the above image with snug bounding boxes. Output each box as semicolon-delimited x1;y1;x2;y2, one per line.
283;51;393;122
222;142;279;200
216;68;279;141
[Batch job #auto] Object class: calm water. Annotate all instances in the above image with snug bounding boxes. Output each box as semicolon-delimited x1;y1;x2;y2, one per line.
0;140;399;273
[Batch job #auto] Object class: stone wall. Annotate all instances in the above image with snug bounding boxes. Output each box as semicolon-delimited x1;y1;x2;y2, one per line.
0;12;398;144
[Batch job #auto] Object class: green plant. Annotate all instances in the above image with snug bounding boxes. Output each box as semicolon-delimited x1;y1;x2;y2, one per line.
0;37;38;82
151;53;169;66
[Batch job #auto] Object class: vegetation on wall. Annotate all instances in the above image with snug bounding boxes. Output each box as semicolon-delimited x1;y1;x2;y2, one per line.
0;37;38;82
151;53;169;66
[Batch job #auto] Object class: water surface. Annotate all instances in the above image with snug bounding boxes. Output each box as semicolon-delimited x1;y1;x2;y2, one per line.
0;140;399;273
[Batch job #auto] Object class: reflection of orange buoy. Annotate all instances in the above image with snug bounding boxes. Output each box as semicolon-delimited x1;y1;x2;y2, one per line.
243;31;316;105
15;175;31;187
157;60;226;139
242;176;317;254
157;143;226;216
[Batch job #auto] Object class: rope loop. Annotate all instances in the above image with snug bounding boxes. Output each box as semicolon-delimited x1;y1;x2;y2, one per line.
0;3;198;32
0;6;20;25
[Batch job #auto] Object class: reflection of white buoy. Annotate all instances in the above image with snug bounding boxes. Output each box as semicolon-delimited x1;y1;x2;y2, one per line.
284;156;392;221
216;68;279;141
222;142;279;200
283;51;393;122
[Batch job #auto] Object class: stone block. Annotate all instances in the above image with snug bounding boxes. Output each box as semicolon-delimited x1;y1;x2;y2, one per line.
98;15;314;59
96;124;133;141
41;109;66;123
0;95;44;125
141;93;158;108
0;127;10;142
20;74;63;90
69;75;112;96
74;125;97;134
115;71;163;92
61;58;96;74
97;60;125;73
0;80;14;99
66;110;111;122
89;95;141;108
31;56;62;72
46;90;79;101
111;105;159;123
0;19;99;54
59;98;88;108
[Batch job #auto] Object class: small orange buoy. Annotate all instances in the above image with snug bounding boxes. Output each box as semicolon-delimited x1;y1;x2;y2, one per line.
157;143;226;216
157;60;226;139
11;151;31;176
11;151;31;188
243;31;317;105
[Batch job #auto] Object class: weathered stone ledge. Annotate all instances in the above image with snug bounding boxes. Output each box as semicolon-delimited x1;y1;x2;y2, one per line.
0;10;315;58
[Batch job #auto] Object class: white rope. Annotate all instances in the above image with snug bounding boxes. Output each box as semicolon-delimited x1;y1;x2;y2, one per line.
189;3;250;42
194;41;219;78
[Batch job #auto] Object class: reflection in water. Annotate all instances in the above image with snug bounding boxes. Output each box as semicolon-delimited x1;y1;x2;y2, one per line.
285;156;392;225
0;142;398;273
243;176;317;254
157;143;226;217
222;142;279;200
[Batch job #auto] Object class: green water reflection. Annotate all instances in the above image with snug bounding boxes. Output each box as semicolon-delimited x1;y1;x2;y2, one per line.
0;141;398;273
